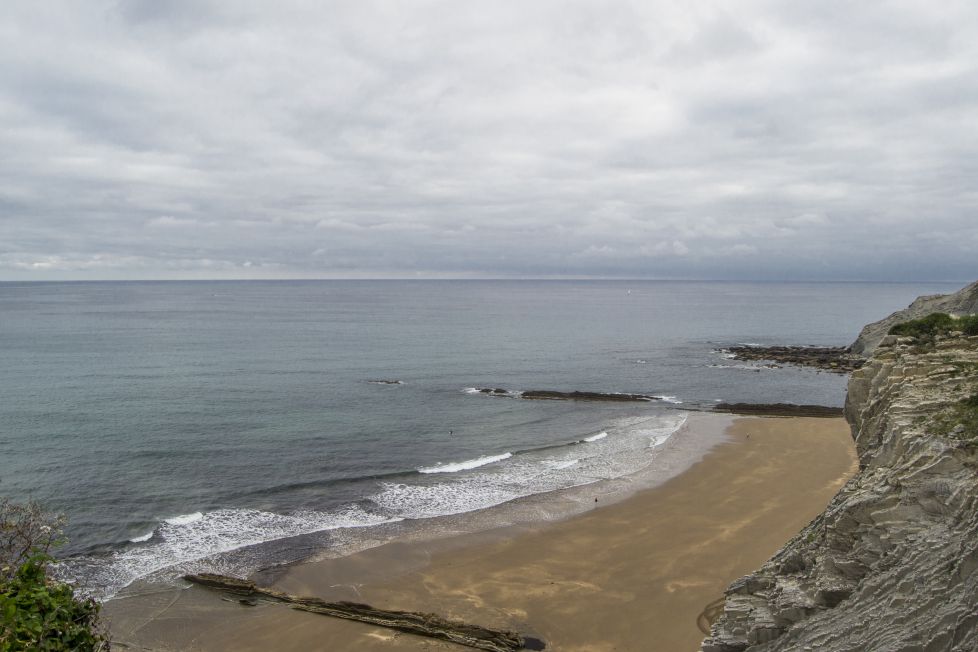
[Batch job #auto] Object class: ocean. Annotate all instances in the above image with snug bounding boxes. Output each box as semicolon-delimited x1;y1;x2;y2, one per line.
0;279;958;599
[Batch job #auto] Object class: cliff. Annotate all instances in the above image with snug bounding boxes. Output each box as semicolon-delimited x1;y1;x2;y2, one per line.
851;281;978;356
702;326;978;650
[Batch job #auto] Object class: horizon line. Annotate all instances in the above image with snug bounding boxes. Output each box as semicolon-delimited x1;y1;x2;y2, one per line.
0;277;971;285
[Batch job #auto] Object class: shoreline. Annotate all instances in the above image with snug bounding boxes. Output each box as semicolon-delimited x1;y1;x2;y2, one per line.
104;415;857;651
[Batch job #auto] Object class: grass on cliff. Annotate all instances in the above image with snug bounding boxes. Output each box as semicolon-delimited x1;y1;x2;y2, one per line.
930;392;978;450
889;313;978;340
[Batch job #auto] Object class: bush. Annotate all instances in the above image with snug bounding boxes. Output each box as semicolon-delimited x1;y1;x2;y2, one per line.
889;313;956;338
1;499;65;582
889;313;978;339
1;555;108;651
961;315;978;336
0;500;109;651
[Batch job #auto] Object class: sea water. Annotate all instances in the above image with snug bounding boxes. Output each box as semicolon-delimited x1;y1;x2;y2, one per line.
0;279;958;598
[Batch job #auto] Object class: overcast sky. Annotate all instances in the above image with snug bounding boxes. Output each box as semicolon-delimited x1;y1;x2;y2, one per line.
1;1;976;281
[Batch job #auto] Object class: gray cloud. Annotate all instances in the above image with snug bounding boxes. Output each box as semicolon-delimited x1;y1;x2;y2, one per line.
0;0;976;280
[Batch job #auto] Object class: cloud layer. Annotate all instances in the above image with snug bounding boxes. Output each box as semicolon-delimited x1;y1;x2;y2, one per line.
1;1;976;280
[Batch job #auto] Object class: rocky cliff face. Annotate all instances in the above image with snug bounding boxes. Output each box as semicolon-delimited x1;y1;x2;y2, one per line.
851;281;978;356
702;330;978;652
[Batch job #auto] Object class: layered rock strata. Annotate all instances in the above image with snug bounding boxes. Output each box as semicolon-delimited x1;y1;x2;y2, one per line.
702;331;978;652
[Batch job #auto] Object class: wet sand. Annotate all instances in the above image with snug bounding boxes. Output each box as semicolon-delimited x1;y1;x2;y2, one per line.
105;416;857;652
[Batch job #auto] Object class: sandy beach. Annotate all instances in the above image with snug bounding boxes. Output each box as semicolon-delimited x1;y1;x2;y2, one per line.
105;415;856;652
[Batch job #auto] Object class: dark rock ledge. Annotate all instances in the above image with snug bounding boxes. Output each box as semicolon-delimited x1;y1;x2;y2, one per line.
713;403;844;418
475;388;661;402
723;346;864;373
185;573;543;651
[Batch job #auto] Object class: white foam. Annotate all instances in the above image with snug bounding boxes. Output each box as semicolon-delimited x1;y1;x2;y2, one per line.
60;506;398;600
462;388;523;399
376;413;690;522
660;396;683;404
583;431;608;442
67;412;692;601
418;452;512;474
164;512;202;526
542;458;580;470
708;364;763;371
129;531;154;543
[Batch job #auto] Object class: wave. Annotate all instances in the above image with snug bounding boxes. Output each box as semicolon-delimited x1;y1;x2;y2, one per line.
374;413;689;521
65;412;689;600
708;364;767;372
418;452;513;474
659;396;683;404
165;512;203;526
542;458;580;470
59;506;399;600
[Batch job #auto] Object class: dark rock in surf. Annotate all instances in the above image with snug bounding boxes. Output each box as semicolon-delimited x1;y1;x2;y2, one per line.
723;346;863;373
474;388;661;402
713;403;843;418
521;390;660;402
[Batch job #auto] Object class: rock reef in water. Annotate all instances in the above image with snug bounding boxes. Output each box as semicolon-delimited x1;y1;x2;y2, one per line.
702;308;978;650
713;403;843;418
723;346;864;373
474;388;661;402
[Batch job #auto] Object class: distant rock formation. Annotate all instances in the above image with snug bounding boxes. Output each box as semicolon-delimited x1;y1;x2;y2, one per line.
702;306;978;650
723;346;863;373
712;403;843;418
850;280;978;356
473;388;661;402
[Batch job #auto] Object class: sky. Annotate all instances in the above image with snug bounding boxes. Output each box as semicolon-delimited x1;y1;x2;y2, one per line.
1;1;976;281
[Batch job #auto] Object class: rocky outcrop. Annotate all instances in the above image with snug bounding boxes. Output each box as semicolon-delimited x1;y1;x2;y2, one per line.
712;403;843;418
702;330;978;652
851;280;978;356
184;573;540;651
474;388;661;402
724;346;864;373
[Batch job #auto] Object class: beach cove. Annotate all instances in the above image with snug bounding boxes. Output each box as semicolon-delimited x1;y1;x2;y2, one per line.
104;414;856;651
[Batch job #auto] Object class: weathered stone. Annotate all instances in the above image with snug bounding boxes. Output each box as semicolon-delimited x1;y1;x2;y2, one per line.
702;291;978;652
184;573;531;652
713;403;843;418
723;346;864;373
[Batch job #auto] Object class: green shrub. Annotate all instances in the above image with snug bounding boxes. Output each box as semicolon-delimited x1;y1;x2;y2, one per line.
889;313;956;338
1;555;108;651
889;313;978;339
961;315;978;336
0;500;109;651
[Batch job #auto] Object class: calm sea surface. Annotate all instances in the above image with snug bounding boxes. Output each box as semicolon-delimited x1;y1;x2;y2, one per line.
0;280;959;597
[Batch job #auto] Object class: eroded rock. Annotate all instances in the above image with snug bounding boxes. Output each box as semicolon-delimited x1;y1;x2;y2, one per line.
702;329;978;651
